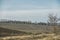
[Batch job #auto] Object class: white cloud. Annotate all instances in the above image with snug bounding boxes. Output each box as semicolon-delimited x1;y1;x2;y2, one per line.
0;8;60;16
0;8;60;22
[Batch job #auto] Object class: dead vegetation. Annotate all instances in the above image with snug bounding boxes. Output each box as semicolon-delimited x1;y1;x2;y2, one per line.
0;33;60;40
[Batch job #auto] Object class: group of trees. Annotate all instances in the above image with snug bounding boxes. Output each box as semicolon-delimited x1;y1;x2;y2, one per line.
0;13;60;26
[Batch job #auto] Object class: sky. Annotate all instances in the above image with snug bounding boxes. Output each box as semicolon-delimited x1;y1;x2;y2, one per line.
0;0;60;22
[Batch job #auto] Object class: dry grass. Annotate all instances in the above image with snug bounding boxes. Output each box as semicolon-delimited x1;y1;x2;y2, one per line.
0;33;60;40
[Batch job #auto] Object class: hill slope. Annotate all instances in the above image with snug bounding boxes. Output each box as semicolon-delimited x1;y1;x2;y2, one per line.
0;27;31;37
0;22;60;33
0;23;48;32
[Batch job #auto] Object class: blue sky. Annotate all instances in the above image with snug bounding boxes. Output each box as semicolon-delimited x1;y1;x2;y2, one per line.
0;0;60;22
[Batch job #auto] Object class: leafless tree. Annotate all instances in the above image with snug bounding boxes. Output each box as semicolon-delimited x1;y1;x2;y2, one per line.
48;13;60;34
48;13;58;26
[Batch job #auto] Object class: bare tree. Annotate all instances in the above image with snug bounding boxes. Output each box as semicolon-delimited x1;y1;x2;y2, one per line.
48;13;58;26
48;13;60;34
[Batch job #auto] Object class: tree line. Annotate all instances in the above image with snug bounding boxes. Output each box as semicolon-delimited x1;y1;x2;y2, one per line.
0;13;60;26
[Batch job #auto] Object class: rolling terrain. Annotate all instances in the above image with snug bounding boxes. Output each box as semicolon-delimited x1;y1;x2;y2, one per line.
0;27;32;37
0;23;52;33
0;21;60;40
